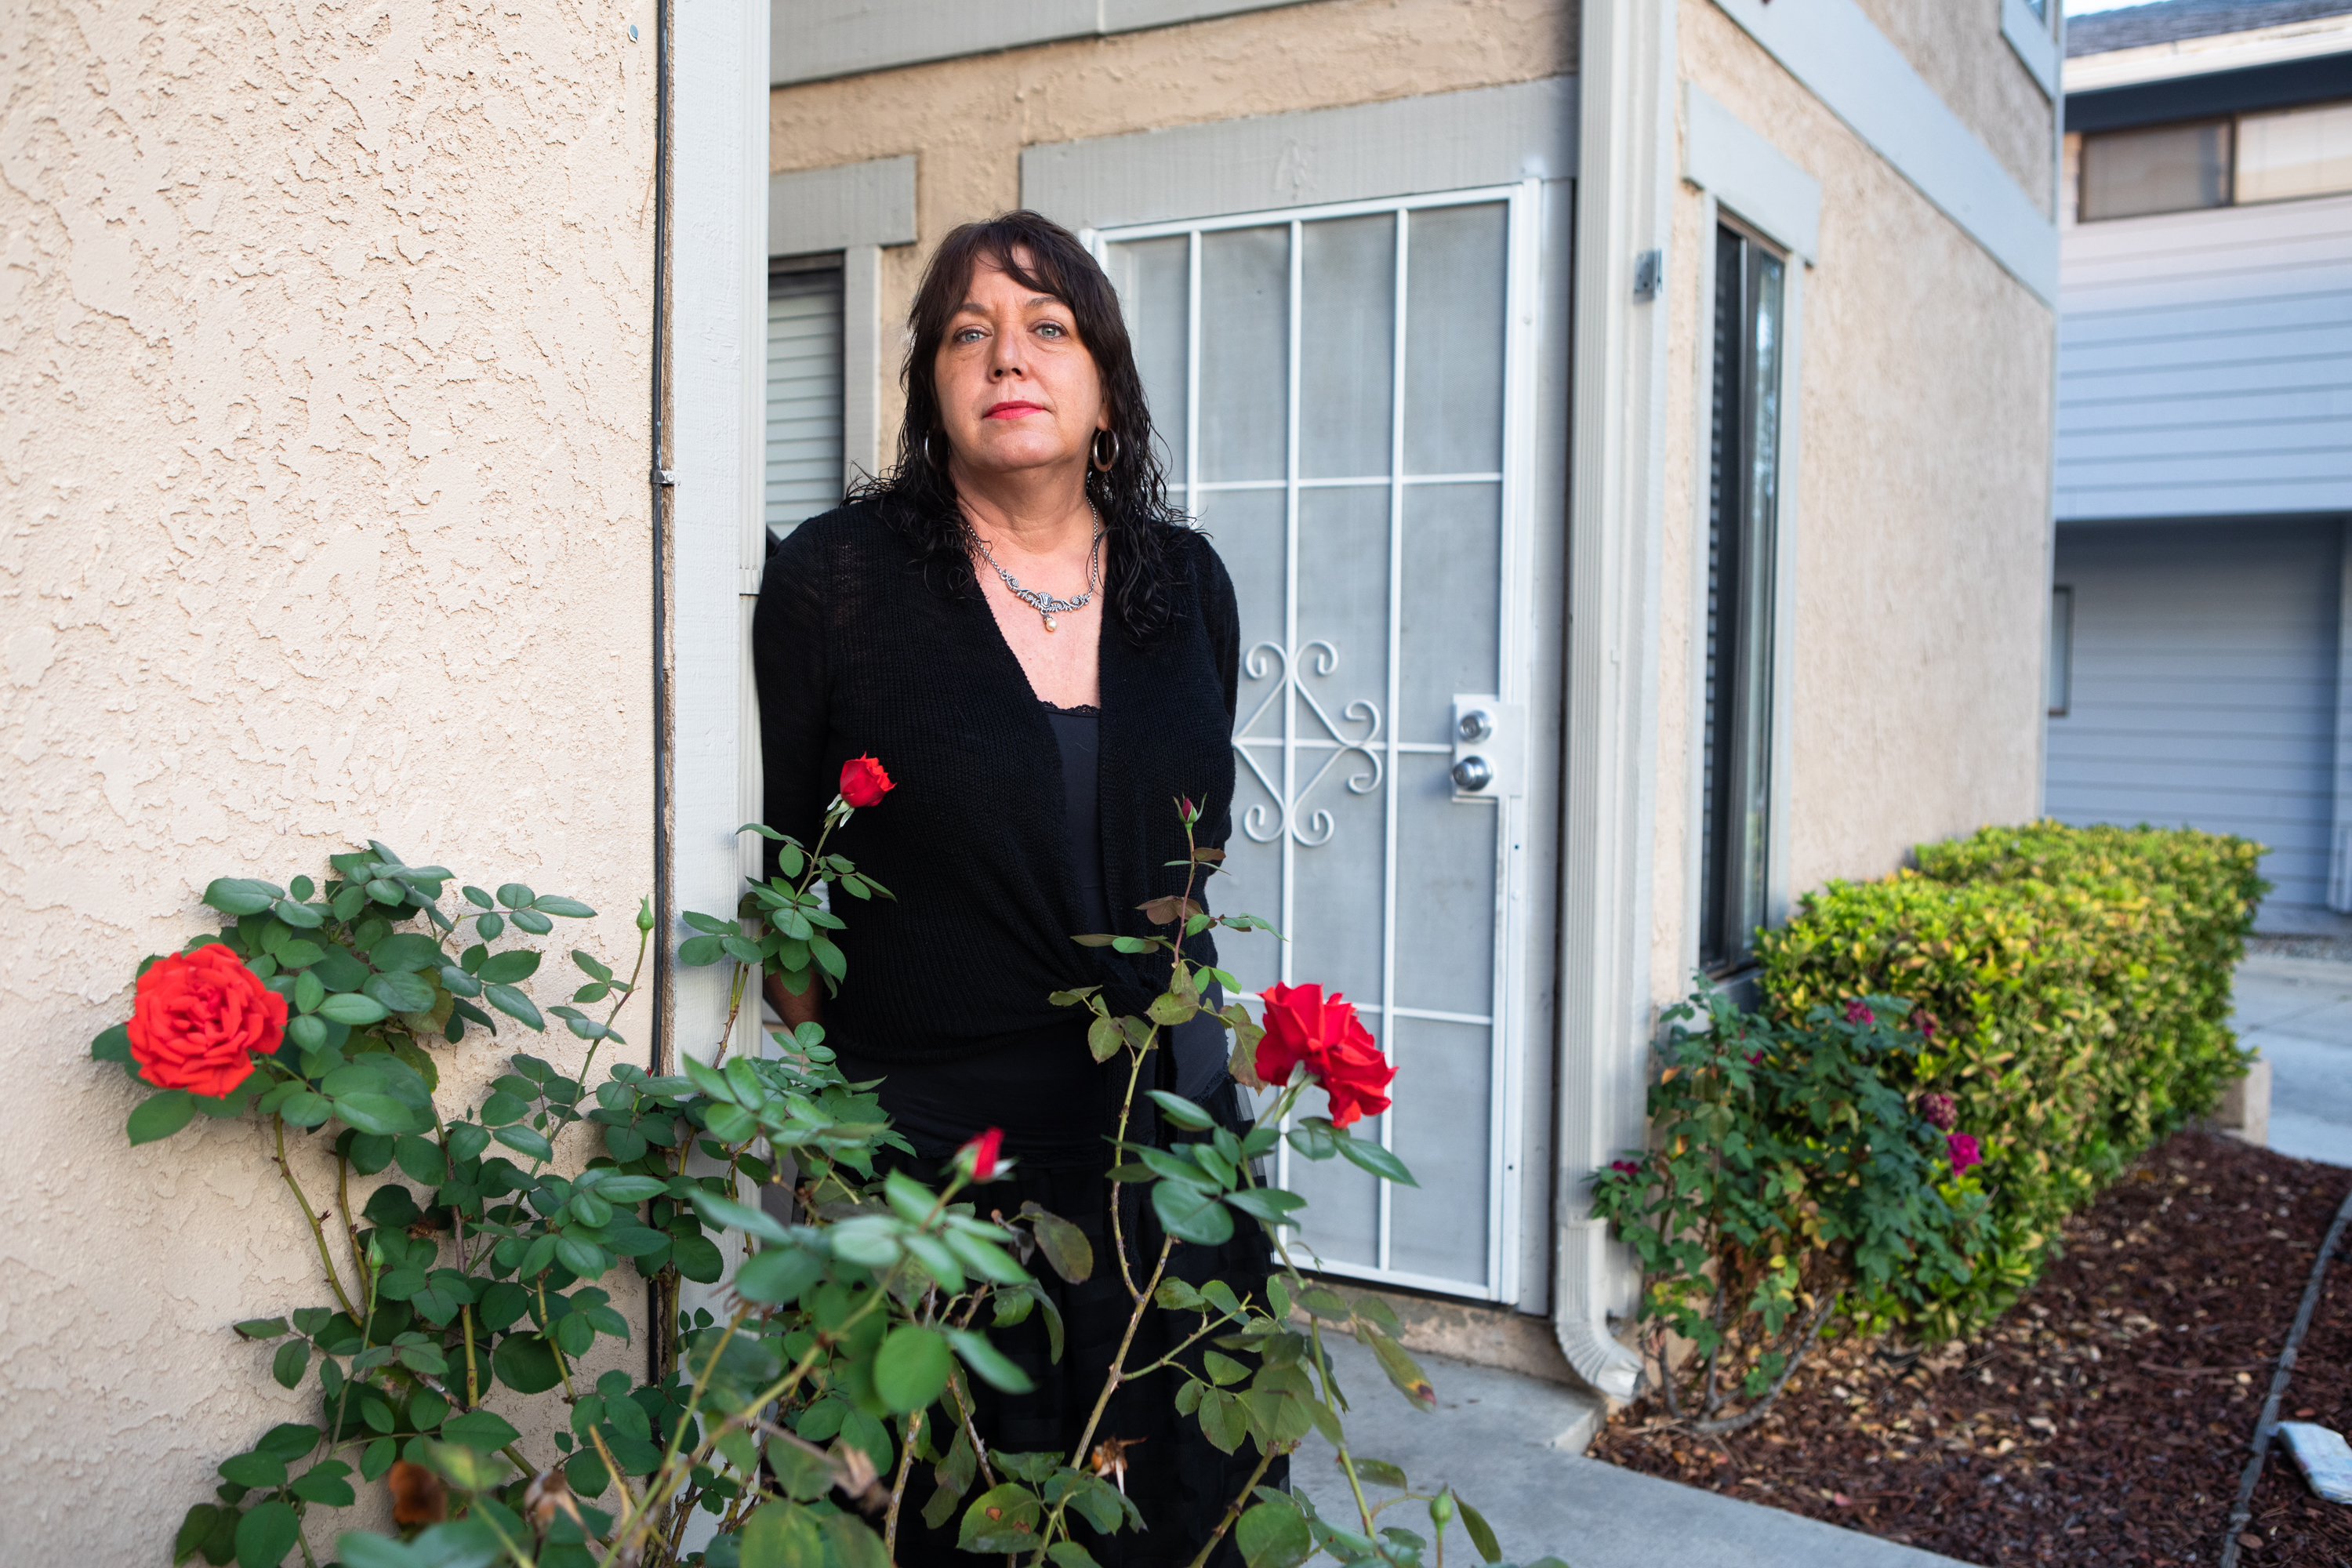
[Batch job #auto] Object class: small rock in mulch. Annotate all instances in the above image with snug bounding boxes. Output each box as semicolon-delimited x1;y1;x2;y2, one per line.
1588;1131;2352;1566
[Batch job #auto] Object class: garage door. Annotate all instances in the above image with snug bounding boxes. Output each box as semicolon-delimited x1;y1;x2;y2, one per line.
2045;518;2340;916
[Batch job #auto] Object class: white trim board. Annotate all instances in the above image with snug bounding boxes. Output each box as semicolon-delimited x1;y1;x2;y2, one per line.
1708;0;2058;306
771;0;1312;87
1021;77;1578;233
1683;84;1822;263
2002;0;2060;100
768;155;916;256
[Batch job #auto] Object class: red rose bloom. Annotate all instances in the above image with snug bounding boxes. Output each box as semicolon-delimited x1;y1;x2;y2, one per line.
1254;982;1396;1129
1844;1000;1875;1025
960;1127;1004;1181
839;755;893;808
1947;1132;1983;1175
1919;1092;1957;1131
128;943;288;1098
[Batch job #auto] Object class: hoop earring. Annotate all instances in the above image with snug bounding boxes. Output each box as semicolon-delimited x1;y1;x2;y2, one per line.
925;429;946;470
1091;429;1119;474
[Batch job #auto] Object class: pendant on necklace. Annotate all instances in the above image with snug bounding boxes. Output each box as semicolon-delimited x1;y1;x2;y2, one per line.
1043;615;1059;633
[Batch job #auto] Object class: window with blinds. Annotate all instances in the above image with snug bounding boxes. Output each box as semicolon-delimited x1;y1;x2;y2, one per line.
765;260;845;543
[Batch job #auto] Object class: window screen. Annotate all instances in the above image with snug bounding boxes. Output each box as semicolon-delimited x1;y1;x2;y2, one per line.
765;260;844;543
2238;99;2352;205
2081;120;2233;220
1700;223;1786;977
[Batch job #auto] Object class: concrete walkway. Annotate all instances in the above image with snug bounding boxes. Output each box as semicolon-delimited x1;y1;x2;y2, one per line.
2235;954;2352;1167
1294;1335;1973;1568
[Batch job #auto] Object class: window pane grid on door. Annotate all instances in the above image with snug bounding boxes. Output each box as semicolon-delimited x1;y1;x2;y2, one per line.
1097;185;1528;1301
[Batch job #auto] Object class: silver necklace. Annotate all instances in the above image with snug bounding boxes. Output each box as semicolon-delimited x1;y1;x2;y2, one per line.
967;504;1103;633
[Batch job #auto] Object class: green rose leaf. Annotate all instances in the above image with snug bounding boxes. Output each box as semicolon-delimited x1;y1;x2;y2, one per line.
477;949;540;985
482;983;544;1031
332;1093;427;1137
365;971;437;1014
588;1174;667;1203
445;1122;492;1163
1145;1089;1218;1131
1336;1134;1420;1188
218;1450;288;1489
1151;1178;1236;1246
741;1499;826;1568
272;898;325;930
317;992;389;1026
689;1189;790;1246
91;1022;132;1065
233;1497;300;1568
493;1125;554;1163
1017;1203;1094;1284
203;878;282;916
958;1483;1044;1555
1456;1497;1504;1565
492;1332;564;1395
270;1340;310;1389
944;1327;1036;1394
735;1244;824;1305
288;1464;355;1508
127;1091;196;1145
1236;1497;1316;1568
441;1410;521;1450
535;896;596;918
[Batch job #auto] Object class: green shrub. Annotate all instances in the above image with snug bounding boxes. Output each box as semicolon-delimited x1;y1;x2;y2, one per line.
1755;821;2265;1335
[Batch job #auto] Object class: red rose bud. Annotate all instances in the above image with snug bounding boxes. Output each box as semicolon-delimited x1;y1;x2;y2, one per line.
1844;1000;1875;1025
128;942;289;1098
1254;982;1396;1129
1920;1092;1957;1131
839;755;894;808
959;1127;1005;1181
1947;1132;1983;1175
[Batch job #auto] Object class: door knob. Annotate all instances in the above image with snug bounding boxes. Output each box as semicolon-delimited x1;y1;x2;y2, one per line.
1451;756;1494;792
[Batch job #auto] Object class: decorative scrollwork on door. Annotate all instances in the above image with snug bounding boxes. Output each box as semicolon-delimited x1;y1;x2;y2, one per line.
1233;640;1384;847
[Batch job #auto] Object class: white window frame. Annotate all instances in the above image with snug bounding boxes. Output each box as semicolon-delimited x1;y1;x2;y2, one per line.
1087;183;1543;1304
1680;85;1815;985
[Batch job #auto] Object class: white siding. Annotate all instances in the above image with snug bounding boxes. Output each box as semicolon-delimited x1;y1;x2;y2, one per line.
2055;188;2352;521
2046;518;2341;913
765;269;844;539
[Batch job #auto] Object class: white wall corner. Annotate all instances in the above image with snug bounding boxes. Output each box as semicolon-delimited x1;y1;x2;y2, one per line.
1555;0;1676;1403
671;0;771;1074
2001;0;2060;100
1682;83;1823;263
768;155;917;257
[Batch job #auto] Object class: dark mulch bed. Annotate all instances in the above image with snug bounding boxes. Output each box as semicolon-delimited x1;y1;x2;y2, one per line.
1588;1131;2352;1566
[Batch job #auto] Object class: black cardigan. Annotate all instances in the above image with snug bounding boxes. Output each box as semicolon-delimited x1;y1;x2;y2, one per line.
752;499;1240;1065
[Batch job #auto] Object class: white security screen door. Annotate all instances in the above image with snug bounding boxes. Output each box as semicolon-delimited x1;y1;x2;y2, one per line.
1097;187;1540;1301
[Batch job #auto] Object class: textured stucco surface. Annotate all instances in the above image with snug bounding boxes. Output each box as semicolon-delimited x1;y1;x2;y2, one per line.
1853;0;2059;218
768;0;1577;462
2;0;658;1557
1650;0;2054;992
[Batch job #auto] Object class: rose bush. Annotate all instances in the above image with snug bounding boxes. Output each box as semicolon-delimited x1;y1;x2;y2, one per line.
103;786;1565;1568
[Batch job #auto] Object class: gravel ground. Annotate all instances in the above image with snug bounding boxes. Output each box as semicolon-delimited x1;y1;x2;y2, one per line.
1588;1132;2352;1566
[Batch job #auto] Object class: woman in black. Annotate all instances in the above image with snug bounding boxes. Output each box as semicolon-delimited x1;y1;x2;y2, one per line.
752;211;1279;1566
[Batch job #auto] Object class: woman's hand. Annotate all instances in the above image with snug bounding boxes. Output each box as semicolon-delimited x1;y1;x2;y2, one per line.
764;970;824;1031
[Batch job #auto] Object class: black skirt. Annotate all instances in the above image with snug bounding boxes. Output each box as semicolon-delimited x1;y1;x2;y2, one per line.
859;1057;1289;1568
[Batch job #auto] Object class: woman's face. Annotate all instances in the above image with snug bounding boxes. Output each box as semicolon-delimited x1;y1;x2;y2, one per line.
934;249;1110;485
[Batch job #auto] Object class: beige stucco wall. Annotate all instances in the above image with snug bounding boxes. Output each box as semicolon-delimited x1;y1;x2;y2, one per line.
1853;0;2058;217
2;0;658;1557
768;0;1577;462
1649;0;2054;994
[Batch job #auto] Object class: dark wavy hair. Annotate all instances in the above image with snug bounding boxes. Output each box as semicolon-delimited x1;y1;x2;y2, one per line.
849;210;1192;644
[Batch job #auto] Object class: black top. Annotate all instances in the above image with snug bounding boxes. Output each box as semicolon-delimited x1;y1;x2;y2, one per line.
752;498;1241;1072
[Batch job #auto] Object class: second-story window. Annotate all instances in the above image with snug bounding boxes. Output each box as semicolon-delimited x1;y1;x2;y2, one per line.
2080;97;2352;220
1700;221;1787;977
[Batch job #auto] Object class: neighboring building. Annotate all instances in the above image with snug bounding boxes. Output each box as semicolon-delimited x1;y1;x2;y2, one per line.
2047;0;2352;927
5;1;2056;1554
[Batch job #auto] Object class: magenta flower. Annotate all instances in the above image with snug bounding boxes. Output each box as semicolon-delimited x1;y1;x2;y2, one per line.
1747;1049;1764;1067
1917;1011;1938;1042
1845;1000;1875;1025
1920;1092;1957;1131
1610;1159;1642;1177
1947;1132;1982;1175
